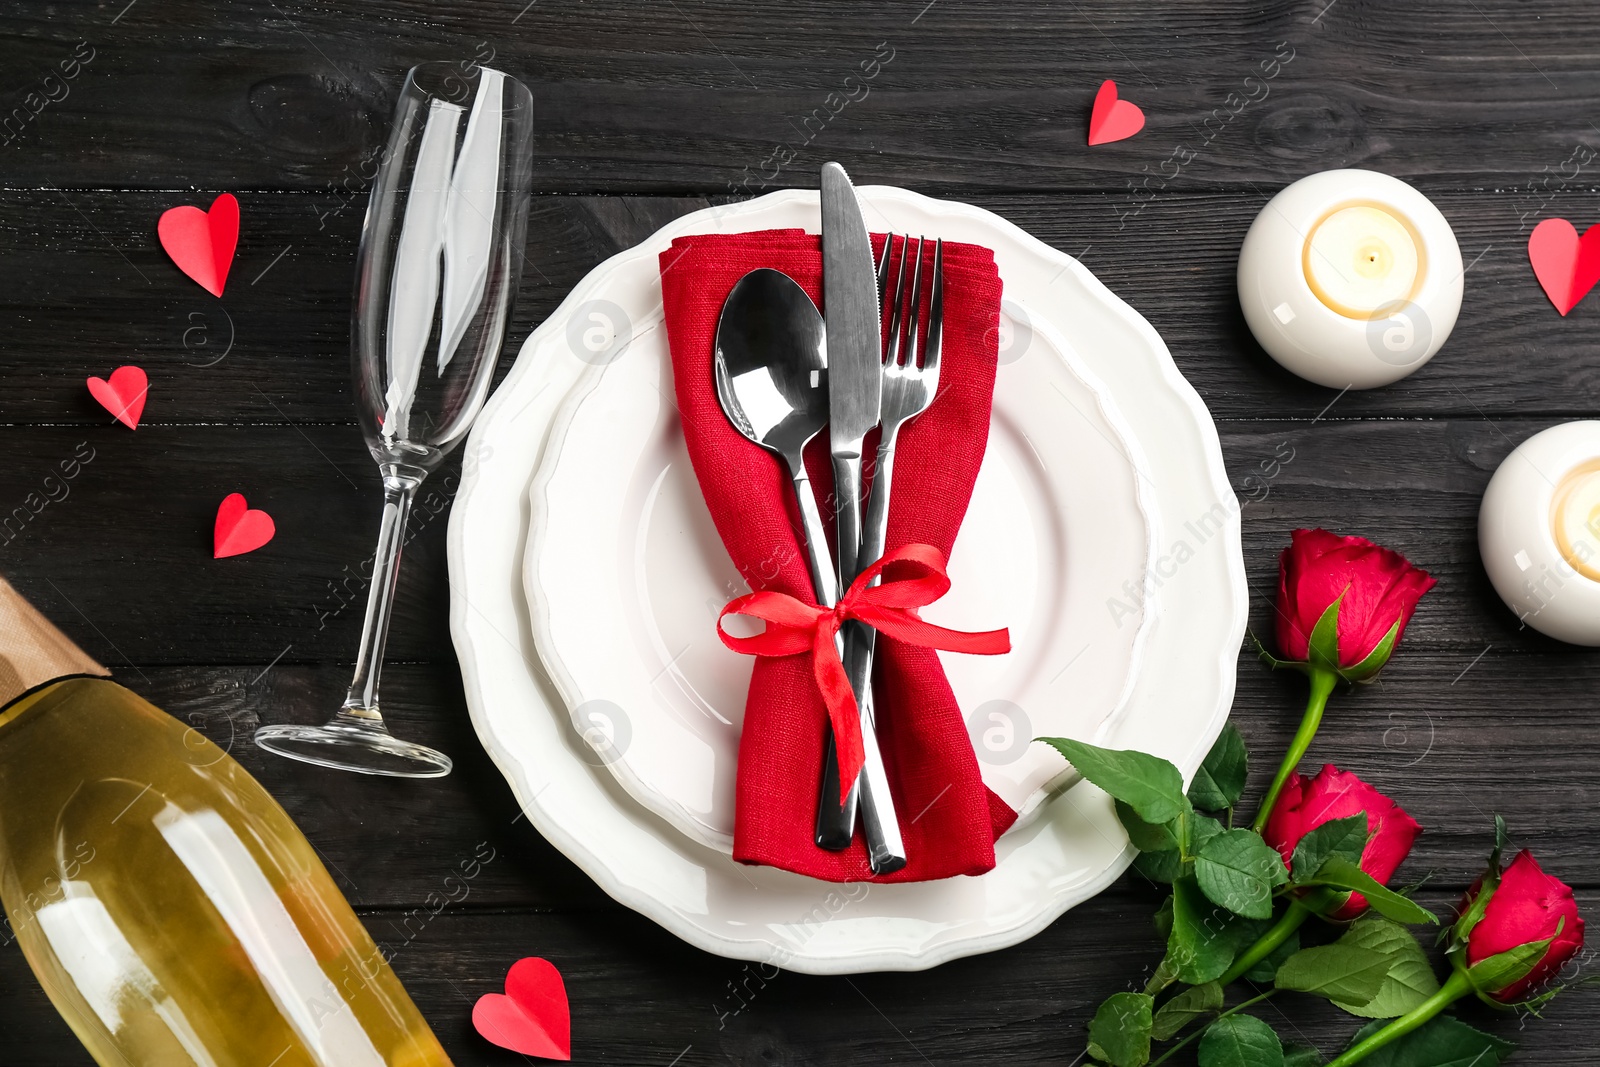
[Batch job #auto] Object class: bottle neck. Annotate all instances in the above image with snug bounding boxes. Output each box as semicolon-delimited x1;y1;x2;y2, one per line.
0;576;107;705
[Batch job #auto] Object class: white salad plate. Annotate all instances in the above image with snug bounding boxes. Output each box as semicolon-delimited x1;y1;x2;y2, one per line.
524;273;1153;852
448;186;1247;974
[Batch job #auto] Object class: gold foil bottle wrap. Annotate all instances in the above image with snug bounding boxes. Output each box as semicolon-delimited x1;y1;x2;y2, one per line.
0;575;106;704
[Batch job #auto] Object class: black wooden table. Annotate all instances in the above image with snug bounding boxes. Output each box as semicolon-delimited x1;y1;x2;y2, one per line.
3;2;1598;1063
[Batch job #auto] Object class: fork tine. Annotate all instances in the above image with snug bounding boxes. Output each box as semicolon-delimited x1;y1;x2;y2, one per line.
885;234;911;365
902;237;925;367
875;232;892;310
922;239;944;381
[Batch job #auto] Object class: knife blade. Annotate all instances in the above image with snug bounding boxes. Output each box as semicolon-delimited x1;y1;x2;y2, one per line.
817;162;905;874
821;163;882;487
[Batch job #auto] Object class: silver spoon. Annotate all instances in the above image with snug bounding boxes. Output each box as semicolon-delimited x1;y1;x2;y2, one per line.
714;268;838;607
714;270;902;868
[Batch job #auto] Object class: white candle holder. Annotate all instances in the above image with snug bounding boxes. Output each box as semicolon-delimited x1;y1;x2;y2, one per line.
1237;169;1463;389
1480;421;1600;645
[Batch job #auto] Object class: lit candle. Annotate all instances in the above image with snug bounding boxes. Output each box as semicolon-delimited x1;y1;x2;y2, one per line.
1480;421;1600;645
1302;204;1421;318
1237;169;1462;390
1551;460;1600;582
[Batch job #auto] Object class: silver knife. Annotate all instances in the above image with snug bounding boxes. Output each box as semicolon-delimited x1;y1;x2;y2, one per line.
817;162;905;874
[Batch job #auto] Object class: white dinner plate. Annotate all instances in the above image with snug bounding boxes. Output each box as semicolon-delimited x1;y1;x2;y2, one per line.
524;282;1153;851
448;186;1247;973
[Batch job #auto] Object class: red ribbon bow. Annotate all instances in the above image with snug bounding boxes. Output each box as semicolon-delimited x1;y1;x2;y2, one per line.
717;542;1011;804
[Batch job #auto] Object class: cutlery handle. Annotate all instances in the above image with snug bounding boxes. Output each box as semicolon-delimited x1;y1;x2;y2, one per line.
831;451;865;582
842;433;900;707
817;630;903;873
786;457;858;850
788;464;838;609
817;450;906;873
855;688;906;874
861;430;899;571
817;451;866;850
813;654;860;850
842;431;907;873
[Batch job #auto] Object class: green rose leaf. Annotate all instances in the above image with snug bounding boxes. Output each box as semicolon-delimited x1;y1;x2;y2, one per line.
1189;724;1248;812
1144;955;1178;997
1164;875;1244;984
1301;855;1438;926
1246;927;1301;984
1135;847;1185;884
1192;812;1227;853
1037;737;1187;824
1282;1046;1324;1067
1330;916;1441;1019
1340;617;1400;683
1196;829;1290;919
1197;1013;1284;1067
1150;981;1222;1041
1490;814;1509;872
1288;813;1368;884
1449;879;1495;952
1345;1014;1513;1067
1274;944;1390;1006
1132;809;1228;883
1116;799;1183;853
1153;894;1174;938
1305;596;1343;675
1086;991;1153;1067
1467;937;1553;997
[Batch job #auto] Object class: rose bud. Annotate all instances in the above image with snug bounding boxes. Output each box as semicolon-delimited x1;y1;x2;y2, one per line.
1463;849;1585;1001
1264;764;1422;919
1275;528;1435;680
1251;529;1435;837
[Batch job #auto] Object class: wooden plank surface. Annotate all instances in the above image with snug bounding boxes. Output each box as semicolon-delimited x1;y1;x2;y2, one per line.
0;190;1596;426
5;0;1600;1063
5;1;1600;192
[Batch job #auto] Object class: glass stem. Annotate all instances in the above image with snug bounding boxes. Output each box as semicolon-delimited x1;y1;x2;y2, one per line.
342;464;425;723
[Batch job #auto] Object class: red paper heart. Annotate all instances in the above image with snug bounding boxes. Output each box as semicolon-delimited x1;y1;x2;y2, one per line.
1528;217;1600;316
86;365;148;430
213;492;275;558
1087;79;1145;146
472;957;571;1061
158;193;240;297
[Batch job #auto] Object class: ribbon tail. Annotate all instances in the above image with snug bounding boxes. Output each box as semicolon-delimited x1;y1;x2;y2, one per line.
857;608;1012;657
812;636;865;807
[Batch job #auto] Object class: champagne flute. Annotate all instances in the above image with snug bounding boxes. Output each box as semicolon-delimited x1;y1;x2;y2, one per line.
255;62;535;777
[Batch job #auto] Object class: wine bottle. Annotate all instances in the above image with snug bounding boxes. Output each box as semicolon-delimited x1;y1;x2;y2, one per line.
0;576;453;1066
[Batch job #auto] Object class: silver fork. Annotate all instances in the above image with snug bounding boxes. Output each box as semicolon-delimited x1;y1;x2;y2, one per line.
862;236;944;578
817;235;944;871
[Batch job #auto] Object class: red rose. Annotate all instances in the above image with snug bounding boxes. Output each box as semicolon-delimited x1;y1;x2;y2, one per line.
1464;850;1584;1001
1263;764;1422;920
1276;529;1435;674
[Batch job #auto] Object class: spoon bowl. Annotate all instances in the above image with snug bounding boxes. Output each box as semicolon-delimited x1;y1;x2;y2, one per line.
714;268;829;464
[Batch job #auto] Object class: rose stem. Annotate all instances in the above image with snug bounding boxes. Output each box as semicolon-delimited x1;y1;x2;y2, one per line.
1146;990;1276;1067
1217;890;1335;986
1250;667;1338;835
1323;969;1473;1067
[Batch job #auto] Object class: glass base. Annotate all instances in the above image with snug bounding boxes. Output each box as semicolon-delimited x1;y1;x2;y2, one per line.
253;716;453;778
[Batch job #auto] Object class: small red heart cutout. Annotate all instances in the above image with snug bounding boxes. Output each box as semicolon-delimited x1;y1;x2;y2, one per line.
1087;79;1145;146
86;366;148;429
472;957;571;1061
158;193;240;297
213;492;275;558
1528;217;1600;316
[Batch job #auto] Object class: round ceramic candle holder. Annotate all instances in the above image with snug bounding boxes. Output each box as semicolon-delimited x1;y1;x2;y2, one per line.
1237;169;1463;390
1480;421;1600;645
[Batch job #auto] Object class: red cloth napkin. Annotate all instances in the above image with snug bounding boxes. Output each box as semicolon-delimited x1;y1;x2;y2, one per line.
660;229;1016;882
